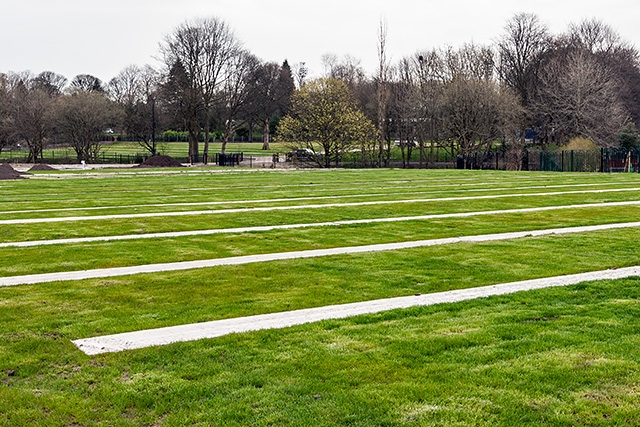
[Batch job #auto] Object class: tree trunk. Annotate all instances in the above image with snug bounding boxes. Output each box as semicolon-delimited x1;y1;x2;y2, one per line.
203;112;211;165
261;118;270;150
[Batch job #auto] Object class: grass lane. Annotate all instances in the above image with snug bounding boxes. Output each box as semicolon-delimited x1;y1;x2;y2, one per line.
1;277;639;426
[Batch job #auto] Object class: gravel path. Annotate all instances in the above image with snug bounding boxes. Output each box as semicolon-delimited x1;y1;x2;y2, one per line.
72;266;640;355
3;201;640;248
2;221;640;287
2;187;639;225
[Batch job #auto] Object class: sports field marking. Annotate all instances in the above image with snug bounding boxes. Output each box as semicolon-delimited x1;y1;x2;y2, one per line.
2;221;639;287
3;201;640;248
72;266;640;355
0;182;625;216
2;187;640;225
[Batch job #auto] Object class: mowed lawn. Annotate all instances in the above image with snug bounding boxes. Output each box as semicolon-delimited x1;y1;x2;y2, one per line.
1;168;640;426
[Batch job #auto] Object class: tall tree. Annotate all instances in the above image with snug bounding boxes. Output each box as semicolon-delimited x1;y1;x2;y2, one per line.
536;48;627;146
496;13;550;162
0;74;9;153
33;71;67;97
10;82;54;162
70;74;104;93
161;16;241;164
497;13;550;108
245;60;294;151
109;65;162;155
218;50;259;153
376;19;391;167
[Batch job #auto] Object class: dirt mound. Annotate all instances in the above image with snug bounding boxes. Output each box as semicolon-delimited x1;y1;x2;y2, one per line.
27;163;57;171
137;155;184;168
0;163;27;180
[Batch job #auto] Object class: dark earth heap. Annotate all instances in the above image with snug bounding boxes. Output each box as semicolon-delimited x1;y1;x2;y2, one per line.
27;164;57;172
0;163;27;180
137;155;184;168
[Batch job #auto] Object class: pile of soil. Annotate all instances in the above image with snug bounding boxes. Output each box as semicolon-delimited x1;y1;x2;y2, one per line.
27;163;57;171
137;155;184;168
0;163;27;180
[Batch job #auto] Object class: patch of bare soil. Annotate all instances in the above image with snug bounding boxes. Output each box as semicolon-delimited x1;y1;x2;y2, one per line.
0;163;28;180
27;164;57;171
137;155;184;168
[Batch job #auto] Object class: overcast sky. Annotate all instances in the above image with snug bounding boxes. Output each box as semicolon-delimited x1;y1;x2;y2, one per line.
2;0;639;83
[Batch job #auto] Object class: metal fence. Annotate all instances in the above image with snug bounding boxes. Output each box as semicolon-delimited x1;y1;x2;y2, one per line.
539;148;640;173
4;146;640;173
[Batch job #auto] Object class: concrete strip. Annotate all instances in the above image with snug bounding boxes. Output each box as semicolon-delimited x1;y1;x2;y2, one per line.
2;221;640;287
2;187;640;225
72;266;640;355
3;201;640;248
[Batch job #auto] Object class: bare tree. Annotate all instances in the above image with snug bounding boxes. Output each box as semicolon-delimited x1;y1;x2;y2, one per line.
109;65;162;154
415;50;446;166
33;71;67;97
377;19;391;167
161;16;241;164
291;62;308;89
0;74;9;153
0;72;58;162
217;50;259;153
497;13;550;107
10;84;53;162
497;13;550;163
322;54;366;90
70;74;104;93
55;91;119;162
536;48;628;146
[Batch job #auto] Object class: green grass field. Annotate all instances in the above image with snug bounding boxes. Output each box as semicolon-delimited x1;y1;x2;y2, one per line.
1;168;640;426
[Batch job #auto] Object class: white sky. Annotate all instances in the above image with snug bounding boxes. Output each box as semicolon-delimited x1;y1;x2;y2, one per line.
1;0;639;83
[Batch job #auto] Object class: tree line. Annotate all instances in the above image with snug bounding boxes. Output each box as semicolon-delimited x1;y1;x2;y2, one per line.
1;13;639;166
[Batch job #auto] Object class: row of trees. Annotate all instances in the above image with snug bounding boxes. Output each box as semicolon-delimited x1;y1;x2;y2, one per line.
0;17;295;163
279;15;640;168
1;14;639;166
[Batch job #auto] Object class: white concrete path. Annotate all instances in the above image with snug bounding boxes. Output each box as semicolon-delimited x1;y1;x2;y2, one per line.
3;200;640;248
72;266;640;355
2;221;640;287
2;187;640;225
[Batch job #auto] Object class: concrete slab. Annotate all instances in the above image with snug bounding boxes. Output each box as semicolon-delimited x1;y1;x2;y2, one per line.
72;266;640;355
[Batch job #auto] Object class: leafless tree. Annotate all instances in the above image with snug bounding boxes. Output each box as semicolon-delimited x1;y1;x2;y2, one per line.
536;48;628;146
496;13;550;163
377;19;391;167
217;50;259;153
109;65;162;154
415;50;446;166
33;71;67;97
70;74;104;93
497;13;550;107
55;91;119;162
0;74;9;153
291;62;308;89
0;72;58;162
161;16;241;164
